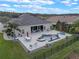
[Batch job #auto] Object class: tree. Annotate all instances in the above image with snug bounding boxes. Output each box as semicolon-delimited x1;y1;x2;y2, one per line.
61;22;67;31
69;19;79;33
4;22;18;37
56;20;68;32
73;20;79;27
56;20;62;31
73;20;79;33
69;27;75;33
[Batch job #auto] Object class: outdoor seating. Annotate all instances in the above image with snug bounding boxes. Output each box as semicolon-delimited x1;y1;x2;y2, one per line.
24;36;31;42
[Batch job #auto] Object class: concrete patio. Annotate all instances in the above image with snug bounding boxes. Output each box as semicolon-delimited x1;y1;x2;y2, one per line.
17;30;71;52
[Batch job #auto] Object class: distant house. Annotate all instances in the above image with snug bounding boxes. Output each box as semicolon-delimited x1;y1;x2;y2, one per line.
47;15;79;25
0;22;4;33
10;14;52;35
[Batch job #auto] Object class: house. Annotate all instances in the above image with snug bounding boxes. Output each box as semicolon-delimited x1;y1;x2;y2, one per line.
0;22;4;33
10;14;52;35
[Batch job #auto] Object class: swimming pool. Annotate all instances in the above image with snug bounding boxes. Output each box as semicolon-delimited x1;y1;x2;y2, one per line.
37;34;59;42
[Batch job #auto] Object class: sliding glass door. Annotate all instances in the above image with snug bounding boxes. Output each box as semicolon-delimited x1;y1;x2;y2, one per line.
31;25;43;33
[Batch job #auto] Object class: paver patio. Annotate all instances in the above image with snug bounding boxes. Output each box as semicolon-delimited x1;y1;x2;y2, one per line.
17;30;71;52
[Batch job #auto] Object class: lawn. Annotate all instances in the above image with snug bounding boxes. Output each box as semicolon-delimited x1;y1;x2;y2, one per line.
30;35;79;59
0;33;31;59
49;41;79;59
0;32;79;59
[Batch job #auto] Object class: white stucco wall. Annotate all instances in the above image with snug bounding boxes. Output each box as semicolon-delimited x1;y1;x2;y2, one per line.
44;23;52;31
18;26;31;34
18;23;52;35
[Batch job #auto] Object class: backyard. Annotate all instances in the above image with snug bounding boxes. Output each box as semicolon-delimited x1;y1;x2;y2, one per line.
0;33;79;59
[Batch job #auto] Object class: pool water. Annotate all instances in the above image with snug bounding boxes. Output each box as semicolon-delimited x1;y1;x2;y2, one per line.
38;34;59;42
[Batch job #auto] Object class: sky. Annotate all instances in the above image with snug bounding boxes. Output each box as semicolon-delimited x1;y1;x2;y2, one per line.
0;0;79;14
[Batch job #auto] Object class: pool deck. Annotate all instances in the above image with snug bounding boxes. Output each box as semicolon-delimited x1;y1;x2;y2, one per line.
18;30;71;52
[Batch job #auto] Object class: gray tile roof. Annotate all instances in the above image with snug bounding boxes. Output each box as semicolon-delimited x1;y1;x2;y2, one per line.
11;14;51;26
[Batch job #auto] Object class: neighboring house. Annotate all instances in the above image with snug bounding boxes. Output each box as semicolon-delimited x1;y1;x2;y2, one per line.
0;22;4;33
10;14;52;35
46;15;79;25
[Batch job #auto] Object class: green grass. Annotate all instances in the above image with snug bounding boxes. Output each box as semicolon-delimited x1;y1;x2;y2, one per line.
0;33;69;59
30;38;69;57
0;33;31;59
30;36;79;59
0;33;79;59
49;41;79;59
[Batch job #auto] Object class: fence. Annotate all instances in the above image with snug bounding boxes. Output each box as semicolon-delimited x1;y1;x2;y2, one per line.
31;35;79;59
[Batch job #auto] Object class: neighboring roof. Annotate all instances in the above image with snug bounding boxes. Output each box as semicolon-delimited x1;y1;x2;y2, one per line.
47;15;79;24
10;14;51;26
